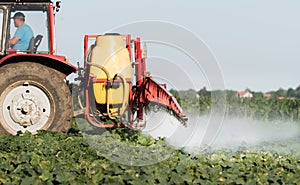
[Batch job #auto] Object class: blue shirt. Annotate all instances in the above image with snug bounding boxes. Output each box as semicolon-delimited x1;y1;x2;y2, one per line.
13;23;33;50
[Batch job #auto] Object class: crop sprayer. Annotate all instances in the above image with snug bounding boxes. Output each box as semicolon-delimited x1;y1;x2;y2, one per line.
0;0;188;137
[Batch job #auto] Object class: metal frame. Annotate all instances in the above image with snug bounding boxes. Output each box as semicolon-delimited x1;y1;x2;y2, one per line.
83;34;187;128
0;1;76;75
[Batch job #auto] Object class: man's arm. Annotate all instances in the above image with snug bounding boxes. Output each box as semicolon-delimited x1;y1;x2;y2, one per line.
10;27;23;47
9;37;19;46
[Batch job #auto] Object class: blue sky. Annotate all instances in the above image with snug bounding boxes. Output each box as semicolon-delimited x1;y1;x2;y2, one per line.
55;0;300;92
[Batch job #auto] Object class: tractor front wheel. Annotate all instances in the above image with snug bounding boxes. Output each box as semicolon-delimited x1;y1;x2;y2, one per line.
0;62;73;135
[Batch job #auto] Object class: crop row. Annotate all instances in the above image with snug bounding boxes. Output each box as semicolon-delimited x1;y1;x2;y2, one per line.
0;125;299;184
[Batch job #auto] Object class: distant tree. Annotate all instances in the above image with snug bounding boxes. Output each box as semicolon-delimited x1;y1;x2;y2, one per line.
275;88;287;97
225;90;238;99
210;89;226;98
198;87;211;97
296;85;300;98
169;89;181;105
287;88;296;98
252;92;263;98
179;89;198;98
245;88;251;92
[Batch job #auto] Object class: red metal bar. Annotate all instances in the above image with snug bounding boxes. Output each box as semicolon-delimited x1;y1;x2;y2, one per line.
84;35;98;68
140;77;188;122
126;35;131;61
83;35;89;68
135;38;143;86
48;3;56;55
134;38;145;121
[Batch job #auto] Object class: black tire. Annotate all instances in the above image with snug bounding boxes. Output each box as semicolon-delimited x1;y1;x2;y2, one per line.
0;62;73;135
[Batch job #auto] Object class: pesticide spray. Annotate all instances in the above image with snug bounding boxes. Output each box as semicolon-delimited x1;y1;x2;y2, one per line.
143;112;300;154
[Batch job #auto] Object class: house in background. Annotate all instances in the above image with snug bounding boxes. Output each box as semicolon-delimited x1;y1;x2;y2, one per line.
236;90;253;98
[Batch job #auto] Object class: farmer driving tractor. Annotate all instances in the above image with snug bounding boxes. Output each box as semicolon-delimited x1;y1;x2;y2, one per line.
8;12;33;50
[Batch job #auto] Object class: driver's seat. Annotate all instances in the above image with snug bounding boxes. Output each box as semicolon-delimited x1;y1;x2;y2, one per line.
28;34;43;53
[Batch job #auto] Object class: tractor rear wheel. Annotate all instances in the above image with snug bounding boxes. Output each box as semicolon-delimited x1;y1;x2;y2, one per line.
0;62;73;135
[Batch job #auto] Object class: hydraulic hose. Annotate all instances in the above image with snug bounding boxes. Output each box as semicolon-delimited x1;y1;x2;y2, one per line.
86;62;116;120
113;73;127;116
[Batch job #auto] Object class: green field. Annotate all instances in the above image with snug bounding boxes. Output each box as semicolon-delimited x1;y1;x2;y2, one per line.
0;122;299;184
0;93;300;184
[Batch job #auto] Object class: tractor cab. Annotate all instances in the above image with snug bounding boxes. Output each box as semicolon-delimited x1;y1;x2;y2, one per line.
0;0;76;135
0;0;58;56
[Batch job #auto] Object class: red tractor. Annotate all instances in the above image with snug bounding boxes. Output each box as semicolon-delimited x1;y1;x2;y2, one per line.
0;0;76;134
0;0;187;136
